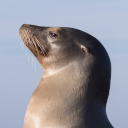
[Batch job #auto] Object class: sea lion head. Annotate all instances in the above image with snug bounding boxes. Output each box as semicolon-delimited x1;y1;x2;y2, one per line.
19;24;111;106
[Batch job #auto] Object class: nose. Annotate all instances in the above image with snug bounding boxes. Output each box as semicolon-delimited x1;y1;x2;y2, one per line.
19;24;50;37
20;24;34;29
21;24;29;27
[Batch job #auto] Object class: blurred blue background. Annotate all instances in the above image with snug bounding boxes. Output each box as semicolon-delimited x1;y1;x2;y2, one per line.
0;0;127;128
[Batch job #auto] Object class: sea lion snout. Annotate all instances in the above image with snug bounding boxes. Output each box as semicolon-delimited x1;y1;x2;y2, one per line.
20;24;36;36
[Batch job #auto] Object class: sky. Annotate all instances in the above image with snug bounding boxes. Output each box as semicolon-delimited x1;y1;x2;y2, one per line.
0;0;128;128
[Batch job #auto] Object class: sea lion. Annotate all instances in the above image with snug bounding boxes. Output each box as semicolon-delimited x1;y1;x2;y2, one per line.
19;24;113;128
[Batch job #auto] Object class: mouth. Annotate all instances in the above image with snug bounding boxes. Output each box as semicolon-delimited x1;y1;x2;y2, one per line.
19;26;48;57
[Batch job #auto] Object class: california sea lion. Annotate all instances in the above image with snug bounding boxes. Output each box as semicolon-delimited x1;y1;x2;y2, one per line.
19;24;113;128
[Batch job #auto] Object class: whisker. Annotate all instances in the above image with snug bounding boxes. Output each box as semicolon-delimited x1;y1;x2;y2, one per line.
22;43;24;50
28;50;29;62
31;52;33;66
20;29;57;71
35;57;36;72
25;45;27;55
31;37;39;56
33;36;47;57
35;36;56;63
20;41;22;46
35;36;57;68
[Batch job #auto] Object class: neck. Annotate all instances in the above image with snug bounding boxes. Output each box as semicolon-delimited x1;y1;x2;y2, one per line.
39;62;113;128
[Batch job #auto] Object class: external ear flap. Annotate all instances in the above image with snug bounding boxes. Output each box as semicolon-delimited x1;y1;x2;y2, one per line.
81;45;90;55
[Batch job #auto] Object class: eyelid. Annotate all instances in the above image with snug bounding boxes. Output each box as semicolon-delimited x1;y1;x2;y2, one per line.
49;31;58;39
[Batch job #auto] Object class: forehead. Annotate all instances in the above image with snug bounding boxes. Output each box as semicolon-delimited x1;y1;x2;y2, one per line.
48;27;78;34
47;27;66;37
48;27;61;32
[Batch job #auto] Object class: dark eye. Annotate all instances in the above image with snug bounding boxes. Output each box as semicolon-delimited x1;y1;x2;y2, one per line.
49;32;58;39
